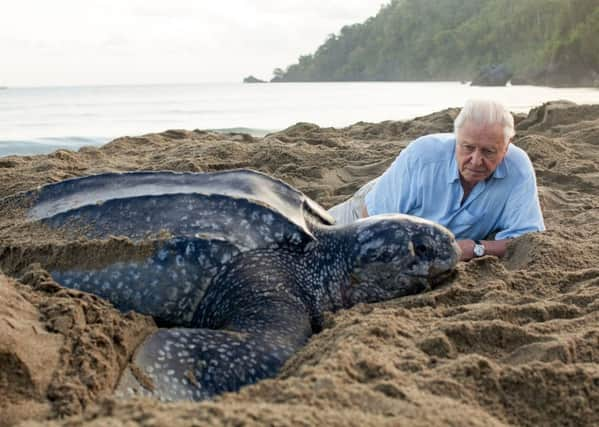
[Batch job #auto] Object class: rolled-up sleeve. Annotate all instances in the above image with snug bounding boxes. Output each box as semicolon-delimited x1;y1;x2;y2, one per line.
495;166;545;239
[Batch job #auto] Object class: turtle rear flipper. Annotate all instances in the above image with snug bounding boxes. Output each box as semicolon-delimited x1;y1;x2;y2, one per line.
48;237;238;325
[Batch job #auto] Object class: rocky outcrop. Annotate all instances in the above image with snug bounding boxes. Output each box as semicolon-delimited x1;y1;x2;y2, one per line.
471;64;513;86
512;63;599;87
243;75;266;83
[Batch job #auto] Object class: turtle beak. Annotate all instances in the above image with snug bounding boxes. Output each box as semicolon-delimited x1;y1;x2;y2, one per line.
426;240;459;287
429;269;457;287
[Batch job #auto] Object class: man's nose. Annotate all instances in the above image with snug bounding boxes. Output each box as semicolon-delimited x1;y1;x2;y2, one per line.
471;150;483;166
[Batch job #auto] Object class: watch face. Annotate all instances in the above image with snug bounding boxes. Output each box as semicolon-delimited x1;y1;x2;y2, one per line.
473;244;485;257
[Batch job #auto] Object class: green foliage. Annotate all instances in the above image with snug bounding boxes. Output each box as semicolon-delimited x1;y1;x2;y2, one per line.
272;0;599;82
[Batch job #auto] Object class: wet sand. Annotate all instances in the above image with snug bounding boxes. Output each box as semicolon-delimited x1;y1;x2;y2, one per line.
1;101;599;426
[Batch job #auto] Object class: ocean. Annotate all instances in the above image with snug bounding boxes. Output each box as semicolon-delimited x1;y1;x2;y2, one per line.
1;82;598;157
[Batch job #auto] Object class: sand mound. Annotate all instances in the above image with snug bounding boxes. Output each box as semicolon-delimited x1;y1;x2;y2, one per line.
0;267;155;427
1;102;599;426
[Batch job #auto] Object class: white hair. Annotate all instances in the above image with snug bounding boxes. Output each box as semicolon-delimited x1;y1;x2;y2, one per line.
454;99;515;144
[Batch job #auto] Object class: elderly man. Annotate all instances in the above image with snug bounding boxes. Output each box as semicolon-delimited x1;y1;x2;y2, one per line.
328;99;545;261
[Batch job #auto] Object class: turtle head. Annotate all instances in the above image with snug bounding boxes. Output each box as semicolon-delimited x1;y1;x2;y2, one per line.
344;214;460;306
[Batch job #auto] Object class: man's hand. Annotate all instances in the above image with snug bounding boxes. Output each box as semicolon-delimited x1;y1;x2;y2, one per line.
457;239;509;261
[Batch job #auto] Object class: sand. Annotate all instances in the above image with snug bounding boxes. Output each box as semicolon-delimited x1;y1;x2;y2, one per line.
1;101;598;426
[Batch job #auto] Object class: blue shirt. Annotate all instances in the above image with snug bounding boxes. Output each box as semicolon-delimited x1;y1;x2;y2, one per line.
364;133;545;240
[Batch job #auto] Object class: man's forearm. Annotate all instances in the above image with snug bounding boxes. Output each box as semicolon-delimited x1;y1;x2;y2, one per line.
457;239;509;261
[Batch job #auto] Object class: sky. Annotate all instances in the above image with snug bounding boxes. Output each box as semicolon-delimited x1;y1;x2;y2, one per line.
1;0;387;87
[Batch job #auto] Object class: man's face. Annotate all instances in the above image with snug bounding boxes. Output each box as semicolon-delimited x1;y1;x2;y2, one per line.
455;121;509;187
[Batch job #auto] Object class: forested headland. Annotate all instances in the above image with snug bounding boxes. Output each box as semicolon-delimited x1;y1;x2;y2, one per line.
270;0;599;86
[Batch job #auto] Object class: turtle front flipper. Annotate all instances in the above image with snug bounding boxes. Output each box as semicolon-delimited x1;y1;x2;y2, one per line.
20;169;331;243
37;192;314;249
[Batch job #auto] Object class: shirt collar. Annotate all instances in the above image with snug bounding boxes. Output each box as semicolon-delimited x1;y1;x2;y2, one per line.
492;159;507;179
448;153;461;183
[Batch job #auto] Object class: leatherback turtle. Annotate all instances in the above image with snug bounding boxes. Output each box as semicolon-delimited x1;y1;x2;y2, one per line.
1;169;459;402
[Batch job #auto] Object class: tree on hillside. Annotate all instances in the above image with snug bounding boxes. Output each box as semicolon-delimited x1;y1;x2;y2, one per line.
272;0;599;85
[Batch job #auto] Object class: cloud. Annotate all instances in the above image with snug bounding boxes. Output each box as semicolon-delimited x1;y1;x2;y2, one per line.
0;0;386;86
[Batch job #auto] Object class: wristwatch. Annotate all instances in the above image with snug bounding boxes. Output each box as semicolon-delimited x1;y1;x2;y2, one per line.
473;240;485;257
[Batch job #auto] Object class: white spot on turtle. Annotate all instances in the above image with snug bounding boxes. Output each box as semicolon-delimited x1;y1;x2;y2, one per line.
158;250;169;261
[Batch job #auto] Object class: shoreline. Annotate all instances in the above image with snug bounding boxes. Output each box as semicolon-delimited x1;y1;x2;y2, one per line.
2;84;598;160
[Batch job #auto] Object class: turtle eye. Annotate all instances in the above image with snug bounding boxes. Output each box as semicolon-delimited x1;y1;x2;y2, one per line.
411;234;435;258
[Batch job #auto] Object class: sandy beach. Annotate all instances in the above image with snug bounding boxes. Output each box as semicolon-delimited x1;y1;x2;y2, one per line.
1;101;599;426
